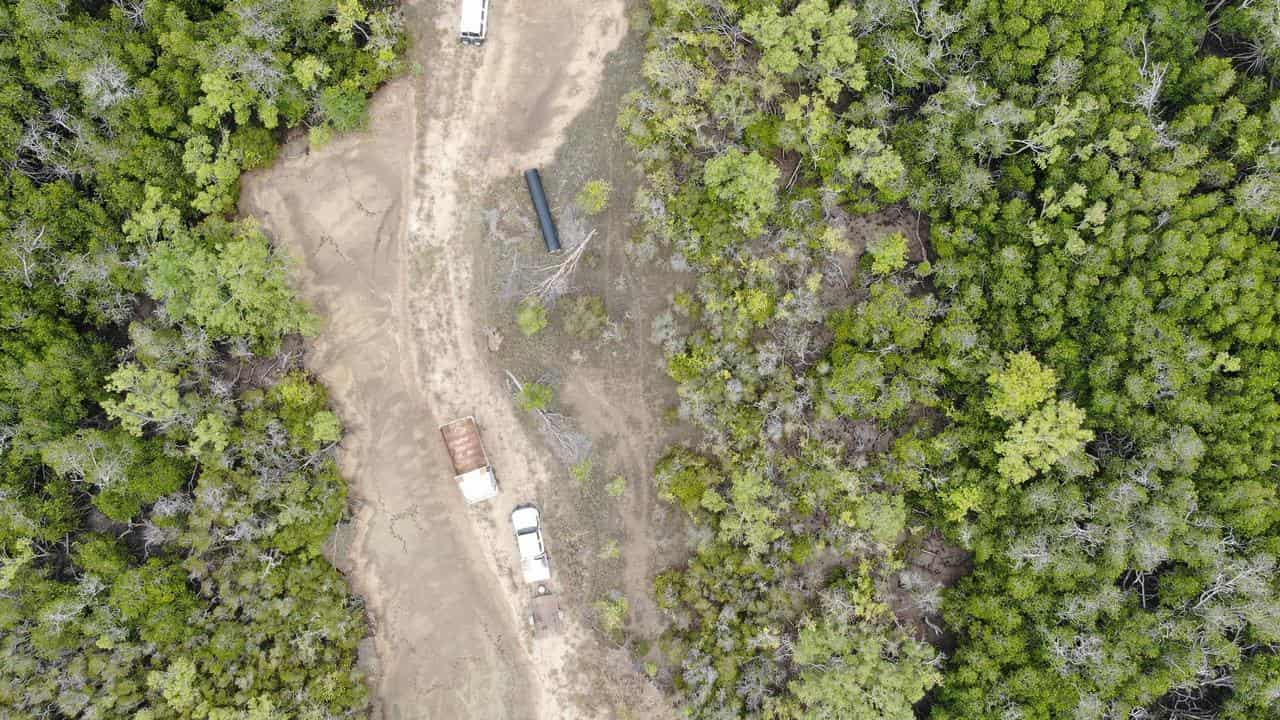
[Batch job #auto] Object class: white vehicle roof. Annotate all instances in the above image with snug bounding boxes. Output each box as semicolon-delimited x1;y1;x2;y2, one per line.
516;529;544;559
521;555;551;584
512;506;550;583
459;0;486;36
511;505;540;532
456;467;498;504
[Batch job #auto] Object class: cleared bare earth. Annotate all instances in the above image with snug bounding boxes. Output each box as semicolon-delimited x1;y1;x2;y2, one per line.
240;0;686;718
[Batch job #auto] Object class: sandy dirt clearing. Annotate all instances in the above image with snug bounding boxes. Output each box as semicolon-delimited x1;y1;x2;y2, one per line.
240;0;659;717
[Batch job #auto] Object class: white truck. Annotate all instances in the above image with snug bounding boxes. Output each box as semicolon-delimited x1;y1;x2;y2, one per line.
511;505;551;584
439;417;498;504
459;0;488;44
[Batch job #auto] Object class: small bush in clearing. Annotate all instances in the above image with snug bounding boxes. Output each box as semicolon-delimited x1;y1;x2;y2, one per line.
562;295;607;339
598;539;621;560
576;179;613;216
516;296;548;336
606;474;627;497
516;382;553;412
594;594;630;642
570;456;595;483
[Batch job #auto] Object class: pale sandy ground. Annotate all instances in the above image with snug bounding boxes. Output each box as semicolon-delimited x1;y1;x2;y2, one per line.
240;0;681;718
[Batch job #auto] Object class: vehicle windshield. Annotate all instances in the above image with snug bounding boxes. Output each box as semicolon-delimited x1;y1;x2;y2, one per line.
516;531;543;558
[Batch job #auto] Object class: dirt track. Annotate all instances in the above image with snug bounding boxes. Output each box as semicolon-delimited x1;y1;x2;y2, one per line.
240;0;641;717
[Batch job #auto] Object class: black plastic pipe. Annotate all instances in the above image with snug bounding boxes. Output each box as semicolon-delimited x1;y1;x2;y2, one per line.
523;169;562;253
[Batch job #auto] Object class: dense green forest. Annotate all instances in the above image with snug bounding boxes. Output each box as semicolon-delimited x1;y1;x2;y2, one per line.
7;0;1280;717
0;0;399;715
625;0;1280;717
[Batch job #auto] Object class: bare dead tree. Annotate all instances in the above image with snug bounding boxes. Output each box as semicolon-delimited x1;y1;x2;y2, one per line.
42;431;133;491
504;371;591;463
6;223;48;288
1131;32;1178;149
527;229;596;303
110;0;147;28
140;520;178;549
81;59;137;111
214;45;285;98
1192;554;1275;612
14;112;88;182
21;0;69;35
257;547;283;578
274;345;303;373
1134;37;1168;113
152;492;194;519
232;0;286;43
1041;56;1083;102
0;423;16;456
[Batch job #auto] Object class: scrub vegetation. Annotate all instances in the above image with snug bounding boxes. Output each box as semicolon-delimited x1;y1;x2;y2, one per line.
623;0;1280;718
0;0;400;715
576;178;614;216
10;0;1280;717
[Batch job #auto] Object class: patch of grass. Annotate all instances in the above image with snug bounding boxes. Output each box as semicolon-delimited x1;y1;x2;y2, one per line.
562;295;608;339
570;456;595;483
576;179;613;216
605;474;627;497
516;296;548;336
598;538;621;560
517;382;554;412
634;638;652;657
594;593;630;643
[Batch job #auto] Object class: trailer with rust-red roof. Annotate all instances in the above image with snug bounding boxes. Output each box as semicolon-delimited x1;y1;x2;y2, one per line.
439;416;498;504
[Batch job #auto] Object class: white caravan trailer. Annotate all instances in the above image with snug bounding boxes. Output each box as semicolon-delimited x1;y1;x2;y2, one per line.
459;0;488;44
439;417;499;504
